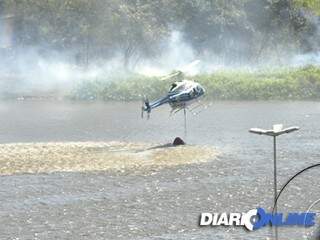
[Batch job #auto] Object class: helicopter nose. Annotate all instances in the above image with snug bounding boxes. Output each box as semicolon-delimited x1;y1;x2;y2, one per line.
199;85;205;94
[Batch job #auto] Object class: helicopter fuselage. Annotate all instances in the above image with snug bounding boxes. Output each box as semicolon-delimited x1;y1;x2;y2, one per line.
142;80;205;116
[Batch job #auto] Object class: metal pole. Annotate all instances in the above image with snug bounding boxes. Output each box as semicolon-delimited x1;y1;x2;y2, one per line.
273;136;278;240
249;125;299;240
183;108;187;138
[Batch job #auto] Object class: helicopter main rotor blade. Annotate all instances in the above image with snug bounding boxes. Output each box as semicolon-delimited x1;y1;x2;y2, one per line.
159;71;182;81
159;60;200;81
178;59;200;73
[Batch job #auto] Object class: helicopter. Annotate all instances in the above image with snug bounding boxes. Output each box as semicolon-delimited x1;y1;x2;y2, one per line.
141;60;206;119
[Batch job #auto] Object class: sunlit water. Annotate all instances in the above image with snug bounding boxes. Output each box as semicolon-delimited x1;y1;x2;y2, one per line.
0;100;319;239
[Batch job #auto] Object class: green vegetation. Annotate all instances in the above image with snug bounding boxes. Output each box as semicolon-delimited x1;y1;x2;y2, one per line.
70;66;320;101
197;66;320;100
1;1;320;100
294;0;320;15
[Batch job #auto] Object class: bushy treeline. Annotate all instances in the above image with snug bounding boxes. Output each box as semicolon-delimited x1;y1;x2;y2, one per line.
1;0;319;68
71;65;320;101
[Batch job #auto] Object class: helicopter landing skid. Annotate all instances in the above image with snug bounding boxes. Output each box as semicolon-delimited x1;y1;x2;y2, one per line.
188;101;211;115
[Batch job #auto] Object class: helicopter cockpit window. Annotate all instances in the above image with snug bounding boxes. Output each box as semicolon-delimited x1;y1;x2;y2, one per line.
191;86;198;93
196;86;202;93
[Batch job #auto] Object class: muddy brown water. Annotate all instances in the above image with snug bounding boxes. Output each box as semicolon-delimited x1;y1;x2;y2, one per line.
0;100;319;239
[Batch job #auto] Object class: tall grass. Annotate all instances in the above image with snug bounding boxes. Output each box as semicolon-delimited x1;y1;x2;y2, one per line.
70;65;320;101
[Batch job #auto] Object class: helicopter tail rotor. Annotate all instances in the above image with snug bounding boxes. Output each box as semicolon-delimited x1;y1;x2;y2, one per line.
141;97;151;119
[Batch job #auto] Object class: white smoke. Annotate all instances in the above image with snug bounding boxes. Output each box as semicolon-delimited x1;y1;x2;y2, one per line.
135;31;199;76
0;48;127;96
1;23;320;97
292;52;320;66
289;8;320;66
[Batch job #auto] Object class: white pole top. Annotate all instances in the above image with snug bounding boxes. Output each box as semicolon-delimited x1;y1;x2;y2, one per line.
249;125;299;137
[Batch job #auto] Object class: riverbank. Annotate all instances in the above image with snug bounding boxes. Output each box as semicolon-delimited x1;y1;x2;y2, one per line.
70;65;320;101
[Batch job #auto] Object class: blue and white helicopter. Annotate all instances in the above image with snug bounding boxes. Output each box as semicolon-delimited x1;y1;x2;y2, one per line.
141;60;206;119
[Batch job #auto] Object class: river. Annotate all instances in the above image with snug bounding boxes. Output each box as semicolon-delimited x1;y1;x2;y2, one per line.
0;100;319;239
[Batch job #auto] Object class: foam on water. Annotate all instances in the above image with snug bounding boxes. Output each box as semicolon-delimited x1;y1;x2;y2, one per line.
0;141;218;175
